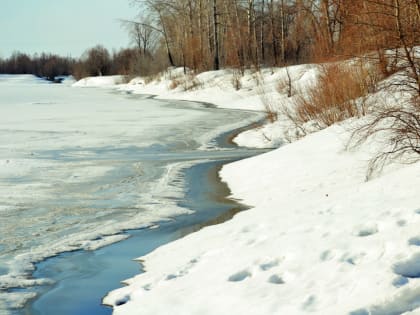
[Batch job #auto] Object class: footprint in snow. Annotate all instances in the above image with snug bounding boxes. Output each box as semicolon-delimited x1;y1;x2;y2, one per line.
228;270;252;282
164;257;200;281
165;274;178;280
302;295;317;311
259;259;280;271
340;252;366;265
408;236;420;246
393;253;420;278
115;295;130;306
268;274;285;285
353;223;378;237
320;250;334;261
392;275;409;288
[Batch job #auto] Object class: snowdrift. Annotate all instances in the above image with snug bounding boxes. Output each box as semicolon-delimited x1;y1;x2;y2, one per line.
72;75;125;87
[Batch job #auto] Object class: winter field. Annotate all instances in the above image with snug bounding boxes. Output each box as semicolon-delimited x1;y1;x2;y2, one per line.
94;65;420;315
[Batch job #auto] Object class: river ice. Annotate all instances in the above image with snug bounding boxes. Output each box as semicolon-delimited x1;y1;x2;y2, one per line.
0;75;262;312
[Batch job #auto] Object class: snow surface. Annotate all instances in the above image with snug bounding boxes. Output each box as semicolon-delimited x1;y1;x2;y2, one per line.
98;66;420;314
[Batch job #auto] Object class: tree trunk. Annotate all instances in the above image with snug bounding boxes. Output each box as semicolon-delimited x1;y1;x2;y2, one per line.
213;0;220;70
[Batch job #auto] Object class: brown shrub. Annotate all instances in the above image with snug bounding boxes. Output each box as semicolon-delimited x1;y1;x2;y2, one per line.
292;62;381;130
169;74;202;91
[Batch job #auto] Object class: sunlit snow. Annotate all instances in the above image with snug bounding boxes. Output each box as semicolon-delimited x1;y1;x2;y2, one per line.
101;66;420;315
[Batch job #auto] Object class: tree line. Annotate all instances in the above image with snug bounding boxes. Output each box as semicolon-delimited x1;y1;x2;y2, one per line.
1;0;418;81
129;0;419;73
0;44;160;81
0;53;74;81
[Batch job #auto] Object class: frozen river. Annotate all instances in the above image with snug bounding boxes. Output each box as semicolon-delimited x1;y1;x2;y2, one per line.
0;75;264;313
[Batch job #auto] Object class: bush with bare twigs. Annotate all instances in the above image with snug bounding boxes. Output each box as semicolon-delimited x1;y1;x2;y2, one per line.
285;62;381;132
348;94;420;179
347;48;420;179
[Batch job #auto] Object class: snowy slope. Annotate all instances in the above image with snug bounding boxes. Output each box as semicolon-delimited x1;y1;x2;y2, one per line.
104;123;420;315
97;66;420;314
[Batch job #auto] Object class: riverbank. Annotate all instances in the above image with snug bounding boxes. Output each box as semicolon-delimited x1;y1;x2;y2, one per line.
99;67;420;314
77;65;319;148
0;76;265;314
28;157;259;315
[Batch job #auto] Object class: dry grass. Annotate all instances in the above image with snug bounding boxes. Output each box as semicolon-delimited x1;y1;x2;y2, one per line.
276;67;293;97
231;70;242;90
144;73;161;84
290;62;381;130
169;74;202;91
254;72;279;123
169;78;181;90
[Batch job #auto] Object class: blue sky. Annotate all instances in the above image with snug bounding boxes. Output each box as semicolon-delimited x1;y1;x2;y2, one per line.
0;0;139;58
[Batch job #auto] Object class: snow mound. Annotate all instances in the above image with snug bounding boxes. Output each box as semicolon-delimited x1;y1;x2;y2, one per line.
73;75;125;87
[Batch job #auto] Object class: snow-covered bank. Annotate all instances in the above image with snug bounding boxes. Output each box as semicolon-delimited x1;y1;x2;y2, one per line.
114;65;319;148
105;124;420;315
94;67;420;314
72;66;320;148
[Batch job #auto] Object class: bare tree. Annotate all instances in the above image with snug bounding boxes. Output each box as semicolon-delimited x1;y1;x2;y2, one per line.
83;45;111;76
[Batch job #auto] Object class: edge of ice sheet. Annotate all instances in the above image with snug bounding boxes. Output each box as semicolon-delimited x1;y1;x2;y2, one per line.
0;159;197;310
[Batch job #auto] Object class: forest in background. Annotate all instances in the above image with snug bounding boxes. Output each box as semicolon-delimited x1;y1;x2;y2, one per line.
0;0;419;81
